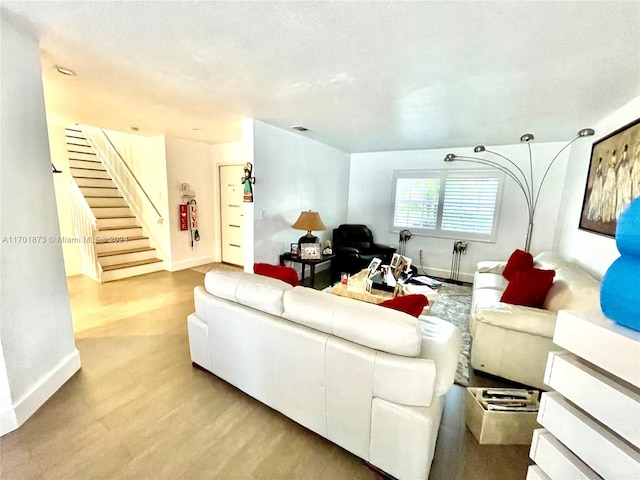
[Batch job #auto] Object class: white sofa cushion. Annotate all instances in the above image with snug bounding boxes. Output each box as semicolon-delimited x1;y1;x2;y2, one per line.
204;270;292;316
283;286;422;357
473;303;558;337
473;271;508;291
534;251;570;271
543;263;600;312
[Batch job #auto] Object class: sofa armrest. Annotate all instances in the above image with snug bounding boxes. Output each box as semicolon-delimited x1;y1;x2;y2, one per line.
476;260;506;274
473;303;557;338
373;352;436;407
335;246;360;255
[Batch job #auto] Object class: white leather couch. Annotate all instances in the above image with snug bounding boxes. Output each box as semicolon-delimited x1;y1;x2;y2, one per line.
188;270;462;480
470;251;600;390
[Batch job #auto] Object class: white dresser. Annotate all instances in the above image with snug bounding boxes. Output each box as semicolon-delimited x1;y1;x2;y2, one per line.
528;309;640;480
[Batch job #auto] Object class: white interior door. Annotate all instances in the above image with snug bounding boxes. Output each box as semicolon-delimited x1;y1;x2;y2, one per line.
219;165;244;266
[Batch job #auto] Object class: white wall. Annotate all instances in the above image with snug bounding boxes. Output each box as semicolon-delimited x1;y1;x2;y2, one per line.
250;120;350;267
165;136;216;270
349;142;571;281
0;13;80;435
102;129;171;259
556;96;640;279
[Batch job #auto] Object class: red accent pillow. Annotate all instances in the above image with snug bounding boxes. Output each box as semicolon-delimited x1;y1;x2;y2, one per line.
253;263;300;287
500;268;556;308
379;294;429;318
502;249;534;280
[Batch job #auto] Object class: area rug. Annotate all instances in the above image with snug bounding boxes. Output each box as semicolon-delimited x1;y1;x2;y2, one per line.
429;282;472;387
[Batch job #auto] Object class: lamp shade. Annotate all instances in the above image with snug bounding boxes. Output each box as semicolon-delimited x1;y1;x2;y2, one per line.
291;211;326;233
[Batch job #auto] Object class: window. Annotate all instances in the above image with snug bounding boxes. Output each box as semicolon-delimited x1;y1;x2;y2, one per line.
390;169;503;242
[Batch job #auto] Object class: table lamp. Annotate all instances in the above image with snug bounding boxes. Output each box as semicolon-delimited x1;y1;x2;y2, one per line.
292;210;326;249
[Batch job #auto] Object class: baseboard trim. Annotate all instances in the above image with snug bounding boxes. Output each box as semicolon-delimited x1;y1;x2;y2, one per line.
2;349;81;436
0;408;18;437
169;256;216;272
421;267;474;284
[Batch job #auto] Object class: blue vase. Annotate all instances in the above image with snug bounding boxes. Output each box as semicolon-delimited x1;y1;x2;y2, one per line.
600;197;640;331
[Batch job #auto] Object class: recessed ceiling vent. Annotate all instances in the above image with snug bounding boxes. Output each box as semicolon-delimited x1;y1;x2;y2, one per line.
290;125;310;132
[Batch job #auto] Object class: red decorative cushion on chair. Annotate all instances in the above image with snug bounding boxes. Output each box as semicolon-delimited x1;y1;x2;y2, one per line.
253;263;300;287
379;294;429;318
502;249;534;280
500;268;556;308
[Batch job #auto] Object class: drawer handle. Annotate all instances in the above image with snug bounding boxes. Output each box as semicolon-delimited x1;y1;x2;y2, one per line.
229;224;240;228
229;243;241;248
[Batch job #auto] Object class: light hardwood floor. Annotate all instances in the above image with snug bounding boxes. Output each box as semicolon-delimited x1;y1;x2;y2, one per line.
1;268;531;479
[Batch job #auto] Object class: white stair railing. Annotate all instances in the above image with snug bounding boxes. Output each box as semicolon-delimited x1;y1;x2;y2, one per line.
79;125;167;262
69;180;101;282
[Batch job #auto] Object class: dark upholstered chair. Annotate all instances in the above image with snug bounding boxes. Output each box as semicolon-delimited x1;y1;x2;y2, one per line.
331;224;396;282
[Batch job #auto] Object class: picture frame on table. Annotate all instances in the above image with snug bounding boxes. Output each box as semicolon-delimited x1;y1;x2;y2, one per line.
300;243;321;260
579;116;640;238
367;257;382;276
290;243;299;256
390;253;412;276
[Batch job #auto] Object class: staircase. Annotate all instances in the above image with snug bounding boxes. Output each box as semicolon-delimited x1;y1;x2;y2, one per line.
66;127;164;282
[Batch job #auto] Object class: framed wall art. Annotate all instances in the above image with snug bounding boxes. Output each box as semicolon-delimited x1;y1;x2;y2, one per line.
579;117;640;237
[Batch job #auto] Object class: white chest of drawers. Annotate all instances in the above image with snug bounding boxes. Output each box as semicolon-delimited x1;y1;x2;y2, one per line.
528;310;640;480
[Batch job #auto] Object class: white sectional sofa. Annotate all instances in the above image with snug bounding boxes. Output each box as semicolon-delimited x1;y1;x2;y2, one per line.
188;270;462;480
470;251;601;390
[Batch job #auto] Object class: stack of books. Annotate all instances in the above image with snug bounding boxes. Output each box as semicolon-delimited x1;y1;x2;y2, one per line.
478;388;539;412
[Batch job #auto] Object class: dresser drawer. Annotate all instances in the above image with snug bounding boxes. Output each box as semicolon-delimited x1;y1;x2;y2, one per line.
526;465;551;480
553;310;640;388
544;351;640;448
538;392;640;479
529;429;600;480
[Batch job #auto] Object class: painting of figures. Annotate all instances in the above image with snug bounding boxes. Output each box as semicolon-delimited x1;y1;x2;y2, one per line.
580;117;640;237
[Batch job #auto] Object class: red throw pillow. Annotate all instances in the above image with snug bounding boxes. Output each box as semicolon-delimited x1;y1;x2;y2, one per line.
502;249;534;280
500;268;556;308
253;263;300;287
379;294;429;318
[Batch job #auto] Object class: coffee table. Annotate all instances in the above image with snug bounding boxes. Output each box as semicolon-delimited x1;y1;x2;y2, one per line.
331;269;438;312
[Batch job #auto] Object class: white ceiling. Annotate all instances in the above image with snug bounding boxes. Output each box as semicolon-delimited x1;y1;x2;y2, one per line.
3;1;639;153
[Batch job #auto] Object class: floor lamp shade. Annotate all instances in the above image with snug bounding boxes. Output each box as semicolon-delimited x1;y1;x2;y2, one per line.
292;211;326;246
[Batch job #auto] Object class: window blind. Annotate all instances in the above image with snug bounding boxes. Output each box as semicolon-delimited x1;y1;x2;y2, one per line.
391;169;502;241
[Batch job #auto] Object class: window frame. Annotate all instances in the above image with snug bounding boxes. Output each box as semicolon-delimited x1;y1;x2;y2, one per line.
389;169;504;242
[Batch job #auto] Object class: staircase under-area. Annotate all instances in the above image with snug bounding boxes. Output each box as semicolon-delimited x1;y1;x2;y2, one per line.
66;127;164;282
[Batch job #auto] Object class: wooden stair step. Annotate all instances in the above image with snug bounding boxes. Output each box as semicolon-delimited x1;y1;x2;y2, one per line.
69;158;101;163
73;176;111;180
94;215;136;220
97;247;156;258
85;195;125;199
69;165;104;171
99;225;140;231
101;258;163;272
97;235;148;243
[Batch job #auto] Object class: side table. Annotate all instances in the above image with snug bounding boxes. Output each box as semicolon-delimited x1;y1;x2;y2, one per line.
279;252;335;289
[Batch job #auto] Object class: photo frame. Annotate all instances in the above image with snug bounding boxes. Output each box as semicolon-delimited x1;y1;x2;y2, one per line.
390;253;412;276
393;255;408;280
579;117;640;237
367;257;382;275
290;243;299;256
300;242;321;260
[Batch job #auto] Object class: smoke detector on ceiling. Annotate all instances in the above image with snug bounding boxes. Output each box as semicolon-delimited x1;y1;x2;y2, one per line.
290;125;310;132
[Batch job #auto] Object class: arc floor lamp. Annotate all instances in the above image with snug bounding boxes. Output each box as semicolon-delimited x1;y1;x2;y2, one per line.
444;128;595;252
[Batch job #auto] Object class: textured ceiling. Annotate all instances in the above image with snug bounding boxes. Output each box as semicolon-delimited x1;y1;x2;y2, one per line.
3;1;639;152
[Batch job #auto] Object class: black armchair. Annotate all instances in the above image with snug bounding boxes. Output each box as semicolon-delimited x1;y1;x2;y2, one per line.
331;224;396;282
